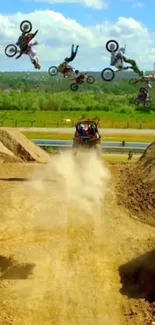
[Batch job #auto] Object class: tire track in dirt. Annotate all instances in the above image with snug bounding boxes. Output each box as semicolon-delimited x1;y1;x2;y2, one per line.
0;152;155;325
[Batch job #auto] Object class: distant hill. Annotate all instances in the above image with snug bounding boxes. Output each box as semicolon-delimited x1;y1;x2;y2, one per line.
2;70;154;78
0;70;154;80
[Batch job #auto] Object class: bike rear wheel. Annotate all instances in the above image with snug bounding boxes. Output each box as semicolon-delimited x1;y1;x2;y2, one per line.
5;44;17;57
70;83;78;91
48;66;58;76
101;68;115;81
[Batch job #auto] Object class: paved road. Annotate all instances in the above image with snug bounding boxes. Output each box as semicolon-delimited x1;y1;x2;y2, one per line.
20;127;155;135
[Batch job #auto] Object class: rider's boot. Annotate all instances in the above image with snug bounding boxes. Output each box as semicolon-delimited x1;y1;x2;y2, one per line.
33;58;41;69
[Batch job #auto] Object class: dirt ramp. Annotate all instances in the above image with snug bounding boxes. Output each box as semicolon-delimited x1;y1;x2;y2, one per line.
0;141;22;162
116;141;155;224
138;141;155;182
0;128;51;163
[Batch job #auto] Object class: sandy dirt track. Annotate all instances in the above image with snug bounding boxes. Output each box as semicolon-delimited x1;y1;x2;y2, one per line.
0;152;155;325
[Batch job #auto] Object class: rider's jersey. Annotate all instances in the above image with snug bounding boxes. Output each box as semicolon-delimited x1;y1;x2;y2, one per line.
58;62;67;72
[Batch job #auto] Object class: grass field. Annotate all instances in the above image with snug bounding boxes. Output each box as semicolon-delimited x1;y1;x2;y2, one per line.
0;110;155;129
23;131;155;143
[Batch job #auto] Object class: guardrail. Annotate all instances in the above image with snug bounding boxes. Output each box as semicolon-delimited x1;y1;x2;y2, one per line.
33;140;149;154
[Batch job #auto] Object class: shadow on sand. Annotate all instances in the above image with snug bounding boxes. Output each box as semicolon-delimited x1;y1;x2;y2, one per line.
119;249;155;302
0;178;56;182
0;255;35;280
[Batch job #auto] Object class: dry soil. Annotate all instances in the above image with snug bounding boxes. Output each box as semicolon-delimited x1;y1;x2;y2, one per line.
0;150;155;324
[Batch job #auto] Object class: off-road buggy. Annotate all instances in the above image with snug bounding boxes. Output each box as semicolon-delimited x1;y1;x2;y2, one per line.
72;120;101;156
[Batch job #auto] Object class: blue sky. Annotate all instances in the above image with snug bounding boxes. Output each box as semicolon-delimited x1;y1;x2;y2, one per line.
1;0;155;71
0;0;154;29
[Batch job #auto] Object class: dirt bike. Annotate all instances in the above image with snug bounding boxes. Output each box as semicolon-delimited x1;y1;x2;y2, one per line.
129;74;155;85
4;21;38;59
48;64;74;78
101;40;128;81
134;87;151;108
72;120;101;157
70;74;95;91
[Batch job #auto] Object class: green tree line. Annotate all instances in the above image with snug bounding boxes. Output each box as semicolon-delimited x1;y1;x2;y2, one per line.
0;73;151;95
0;89;154;113
0;74;154;112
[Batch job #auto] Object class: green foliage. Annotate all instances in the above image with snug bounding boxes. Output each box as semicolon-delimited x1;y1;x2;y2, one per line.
0;72;154;128
0;89;154;113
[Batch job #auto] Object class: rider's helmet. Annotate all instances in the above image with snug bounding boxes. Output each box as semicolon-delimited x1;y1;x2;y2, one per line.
75;70;79;74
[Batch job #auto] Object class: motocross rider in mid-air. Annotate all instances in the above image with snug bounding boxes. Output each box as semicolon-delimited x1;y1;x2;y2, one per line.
74;70;86;82
112;47;143;76
138;87;150;102
59;44;79;76
15;31;41;69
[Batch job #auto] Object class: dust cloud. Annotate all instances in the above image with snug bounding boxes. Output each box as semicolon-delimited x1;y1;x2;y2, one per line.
1;149;116;325
8;149;111;230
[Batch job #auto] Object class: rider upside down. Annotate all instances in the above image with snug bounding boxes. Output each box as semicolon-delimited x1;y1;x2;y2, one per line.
16;32;41;69
59;44;79;76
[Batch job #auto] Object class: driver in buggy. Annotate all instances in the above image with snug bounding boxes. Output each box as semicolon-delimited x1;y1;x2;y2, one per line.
77;124;86;135
58;44;79;76
15;31;41;69
111;47;143;76
78;123;99;137
88;123;100;138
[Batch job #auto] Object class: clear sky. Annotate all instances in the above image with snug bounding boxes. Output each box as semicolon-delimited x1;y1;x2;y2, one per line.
0;0;155;71
0;0;153;26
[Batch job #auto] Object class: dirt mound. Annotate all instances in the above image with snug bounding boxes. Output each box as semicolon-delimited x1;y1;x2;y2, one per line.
116;142;155;224
0;141;22;162
138;141;155;182
0;128;51;163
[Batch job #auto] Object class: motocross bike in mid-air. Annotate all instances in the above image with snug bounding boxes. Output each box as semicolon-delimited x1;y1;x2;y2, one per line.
129;73;155;86
48;63;74;78
101;39;140;82
72;120;101;157
134;87;151;108
101;40;126;81
70;72;95;91
4;20;38;59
